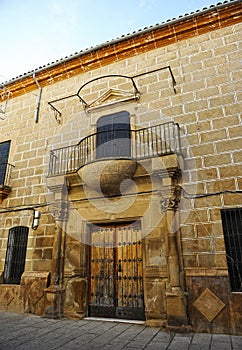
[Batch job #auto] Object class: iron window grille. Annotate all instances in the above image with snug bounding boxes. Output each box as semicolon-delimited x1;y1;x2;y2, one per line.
221;208;242;292
0;141;13;187
3;226;29;285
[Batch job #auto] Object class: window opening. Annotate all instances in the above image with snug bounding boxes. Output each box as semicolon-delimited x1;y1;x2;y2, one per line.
221;208;242;292
0;141;10;186
3;226;29;285
96;111;131;159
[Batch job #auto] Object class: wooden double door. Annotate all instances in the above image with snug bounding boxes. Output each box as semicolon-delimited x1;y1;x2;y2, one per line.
88;222;145;320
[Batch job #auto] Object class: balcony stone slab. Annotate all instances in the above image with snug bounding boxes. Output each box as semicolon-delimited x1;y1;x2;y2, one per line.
78;159;137;197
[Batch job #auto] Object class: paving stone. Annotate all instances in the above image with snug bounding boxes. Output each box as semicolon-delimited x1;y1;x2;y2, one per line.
145;343;170;350
166;336;192;350
188;345;210;350
0;312;241;350
210;334;232;350
104;340;130;350
191;333;212;344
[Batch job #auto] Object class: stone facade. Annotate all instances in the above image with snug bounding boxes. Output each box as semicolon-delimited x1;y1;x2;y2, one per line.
0;1;241;334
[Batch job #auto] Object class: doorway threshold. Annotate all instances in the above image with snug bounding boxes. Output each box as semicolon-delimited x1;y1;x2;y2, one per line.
84;317;145;325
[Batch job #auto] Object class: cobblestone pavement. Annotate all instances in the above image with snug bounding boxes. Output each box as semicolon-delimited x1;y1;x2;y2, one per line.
0;311;241;350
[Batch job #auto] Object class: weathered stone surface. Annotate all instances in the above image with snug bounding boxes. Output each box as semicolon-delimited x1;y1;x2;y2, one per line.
20;271;50;315
64;277;87;319
44;285;65;319
79;159;136;197
186;276;238;334
0;284;24;313
193;288;225;322
230;293;242;335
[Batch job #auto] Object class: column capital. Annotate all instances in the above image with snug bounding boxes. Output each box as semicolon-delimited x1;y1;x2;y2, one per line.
160;184;182;211
52;200;69;221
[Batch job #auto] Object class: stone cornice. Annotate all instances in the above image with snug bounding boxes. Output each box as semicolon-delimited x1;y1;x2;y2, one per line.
1;2;241;100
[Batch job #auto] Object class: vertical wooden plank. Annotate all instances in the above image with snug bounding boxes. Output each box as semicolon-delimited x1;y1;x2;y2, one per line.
117;226;123;308
127;225;133;308
89;222;144;319
136;226;144;308
89;226;115;310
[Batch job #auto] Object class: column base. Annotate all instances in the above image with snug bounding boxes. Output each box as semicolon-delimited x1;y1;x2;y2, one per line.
44;285;65;319
166;287;189;328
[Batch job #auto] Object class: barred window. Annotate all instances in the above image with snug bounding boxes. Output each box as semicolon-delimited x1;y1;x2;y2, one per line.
221;208;242;292
3;226;29;285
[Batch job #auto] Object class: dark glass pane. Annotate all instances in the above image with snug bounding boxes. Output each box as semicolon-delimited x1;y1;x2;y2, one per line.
96;111;130;159
0;141;10;185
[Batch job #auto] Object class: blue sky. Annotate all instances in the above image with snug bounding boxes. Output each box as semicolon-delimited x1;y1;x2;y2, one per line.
1;0;219;83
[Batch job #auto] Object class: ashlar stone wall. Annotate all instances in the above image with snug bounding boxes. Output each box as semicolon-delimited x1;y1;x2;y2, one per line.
0;17;241;333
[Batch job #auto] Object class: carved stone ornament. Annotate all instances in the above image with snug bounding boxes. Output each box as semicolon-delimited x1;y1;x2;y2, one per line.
160;185;182;211
193;288;225;322
52;201;69;221
85;88;140;112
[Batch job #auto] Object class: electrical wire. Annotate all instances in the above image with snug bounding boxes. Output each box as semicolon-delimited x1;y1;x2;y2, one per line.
0;188;241;213
0;202;49;214
182;189;242;199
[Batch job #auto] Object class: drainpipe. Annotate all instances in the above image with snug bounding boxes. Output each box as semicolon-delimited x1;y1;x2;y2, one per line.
33;73;42;123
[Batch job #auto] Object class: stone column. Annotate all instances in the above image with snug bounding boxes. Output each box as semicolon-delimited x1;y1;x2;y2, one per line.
44;178;68;318
160;176;189;329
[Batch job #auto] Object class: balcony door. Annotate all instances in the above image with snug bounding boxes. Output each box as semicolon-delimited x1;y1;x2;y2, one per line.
89;222;145;320
0;141;10;186
96;111;131;159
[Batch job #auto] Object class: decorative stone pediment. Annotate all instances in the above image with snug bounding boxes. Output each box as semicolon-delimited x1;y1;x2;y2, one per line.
85;88;140;111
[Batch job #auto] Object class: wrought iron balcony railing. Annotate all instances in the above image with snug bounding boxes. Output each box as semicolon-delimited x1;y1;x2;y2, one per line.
0;163;14;187
49;121;181;177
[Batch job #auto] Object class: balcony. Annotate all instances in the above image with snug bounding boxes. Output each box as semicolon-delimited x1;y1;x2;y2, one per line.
49;122;182;178
0;163;14;203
